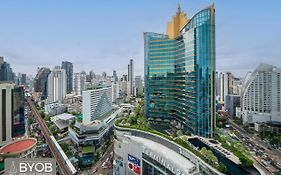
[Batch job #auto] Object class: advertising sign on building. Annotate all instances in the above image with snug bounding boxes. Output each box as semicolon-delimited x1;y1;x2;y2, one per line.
128;154;141;174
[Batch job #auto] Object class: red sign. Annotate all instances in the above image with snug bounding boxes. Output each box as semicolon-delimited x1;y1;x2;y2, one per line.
134;165;141;174
128;162;141;175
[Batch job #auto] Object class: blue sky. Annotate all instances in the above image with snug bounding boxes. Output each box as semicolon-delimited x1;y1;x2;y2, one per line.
0;0;280;77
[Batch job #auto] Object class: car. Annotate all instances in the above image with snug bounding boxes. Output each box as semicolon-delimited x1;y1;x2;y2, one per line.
102;162;106;167
92;168;98;173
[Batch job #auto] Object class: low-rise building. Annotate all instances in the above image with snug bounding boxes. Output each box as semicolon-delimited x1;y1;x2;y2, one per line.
63;94;82;114
44;102;67;116
51;113;76;134
69;109;122;167
0;138;37;158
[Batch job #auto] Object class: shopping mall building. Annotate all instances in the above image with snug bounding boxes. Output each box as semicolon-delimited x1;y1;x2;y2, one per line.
113;126;223;175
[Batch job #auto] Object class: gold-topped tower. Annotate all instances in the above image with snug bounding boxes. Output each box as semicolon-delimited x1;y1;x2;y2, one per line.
166;3;189;39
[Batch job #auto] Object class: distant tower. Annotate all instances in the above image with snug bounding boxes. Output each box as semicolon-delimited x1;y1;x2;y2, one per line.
113;70;118;83
62;61;73;94
127;59;134;96
0;57;15;82
34;67;51;99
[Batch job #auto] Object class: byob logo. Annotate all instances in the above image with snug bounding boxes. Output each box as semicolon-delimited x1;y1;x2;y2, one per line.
5;158;56;175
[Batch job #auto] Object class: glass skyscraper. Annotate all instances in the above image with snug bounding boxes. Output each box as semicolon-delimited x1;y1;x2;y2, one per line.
62;61;73;94
144;4;216;137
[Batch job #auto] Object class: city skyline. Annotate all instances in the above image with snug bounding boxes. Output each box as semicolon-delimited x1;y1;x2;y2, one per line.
1;0;280;77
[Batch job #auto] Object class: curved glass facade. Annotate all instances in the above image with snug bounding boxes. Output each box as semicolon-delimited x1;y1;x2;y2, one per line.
144;5;215;137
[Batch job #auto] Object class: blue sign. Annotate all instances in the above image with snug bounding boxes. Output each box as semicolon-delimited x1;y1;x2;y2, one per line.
128;154;140;166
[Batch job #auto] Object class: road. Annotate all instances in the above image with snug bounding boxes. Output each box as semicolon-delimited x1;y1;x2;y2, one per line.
229;119;281;161
27;98;71;175
93;143;114;175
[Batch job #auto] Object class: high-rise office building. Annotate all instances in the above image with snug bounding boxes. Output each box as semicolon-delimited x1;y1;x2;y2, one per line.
47;66;67;103
119;79;128;96
240;64;281;123
113;70;118;83
225;95;240;117
19;74;26;85
62;61;73;93
89;70;95;80
102;72;107;80
144;4;216;137
0;57;15;83
82;85;112;125
34;67;51;99
0;83;25;145
121;75;127;81
127;59;134;96
233;77;242;96
135;75;143;96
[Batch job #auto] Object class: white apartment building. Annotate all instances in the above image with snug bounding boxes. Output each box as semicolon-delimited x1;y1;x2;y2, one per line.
82;86;112;125
216;72;234;102
47;66;67;103
73;73;86;96
240;64;281;123
112;82;120;103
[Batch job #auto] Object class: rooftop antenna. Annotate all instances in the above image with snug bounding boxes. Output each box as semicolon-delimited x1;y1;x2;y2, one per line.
177;1;181;13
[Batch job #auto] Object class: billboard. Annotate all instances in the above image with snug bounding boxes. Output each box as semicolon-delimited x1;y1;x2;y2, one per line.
128;154;141;175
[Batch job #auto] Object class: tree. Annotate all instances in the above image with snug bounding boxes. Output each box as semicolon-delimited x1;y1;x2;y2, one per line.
28;117;34;125
121;119;127;125
176;130;183;137
49;125;58;135
218;162;227;173
216;115;227;128
127;118;132;125
41;101;45;108
200;147;208;155
40;111;45;118
129;115;137;125
239;155;253;167
44;115;51;121
60;143;69;151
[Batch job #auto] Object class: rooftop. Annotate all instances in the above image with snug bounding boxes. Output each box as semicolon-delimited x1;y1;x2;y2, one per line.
51;113;76;121
51;113;76;130
129;135;196;173
0;138;37;155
